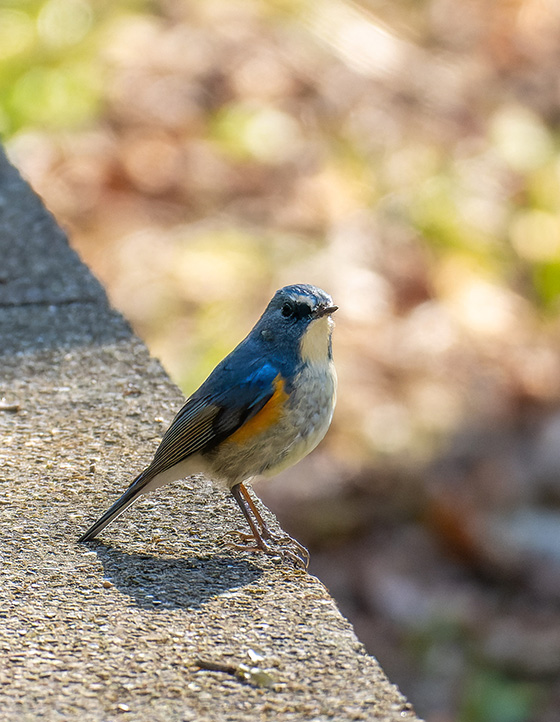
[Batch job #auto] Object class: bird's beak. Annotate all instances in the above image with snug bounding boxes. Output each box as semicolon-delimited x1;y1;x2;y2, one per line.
316;304;338;318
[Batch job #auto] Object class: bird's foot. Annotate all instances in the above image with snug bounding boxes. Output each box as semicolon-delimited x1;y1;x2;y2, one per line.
265;531;310;569
222;529;309;570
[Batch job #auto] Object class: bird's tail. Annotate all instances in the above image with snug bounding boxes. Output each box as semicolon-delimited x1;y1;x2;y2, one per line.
78;469;153;543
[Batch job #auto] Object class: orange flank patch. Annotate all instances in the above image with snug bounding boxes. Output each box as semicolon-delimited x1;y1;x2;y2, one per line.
227;375;289;444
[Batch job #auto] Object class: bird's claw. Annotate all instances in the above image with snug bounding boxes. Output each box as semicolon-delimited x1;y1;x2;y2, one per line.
221;529;309;569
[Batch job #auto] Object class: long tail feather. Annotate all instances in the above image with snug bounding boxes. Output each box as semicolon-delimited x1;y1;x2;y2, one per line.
78;470;152;542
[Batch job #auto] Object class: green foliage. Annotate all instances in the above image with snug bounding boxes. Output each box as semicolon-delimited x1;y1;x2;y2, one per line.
460;669;542;722
0;0;148;137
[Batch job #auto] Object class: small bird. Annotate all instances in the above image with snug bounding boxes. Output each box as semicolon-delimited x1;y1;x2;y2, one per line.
78;284;337;567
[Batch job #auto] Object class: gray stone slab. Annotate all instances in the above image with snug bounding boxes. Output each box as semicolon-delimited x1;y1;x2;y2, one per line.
0;148;421;721
0;303;132;354
0;149;104;307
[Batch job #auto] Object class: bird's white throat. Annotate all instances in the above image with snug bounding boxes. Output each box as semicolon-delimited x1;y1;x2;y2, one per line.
299;315;334;365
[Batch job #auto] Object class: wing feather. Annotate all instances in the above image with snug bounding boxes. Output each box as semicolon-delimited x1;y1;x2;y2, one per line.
145;362;280;478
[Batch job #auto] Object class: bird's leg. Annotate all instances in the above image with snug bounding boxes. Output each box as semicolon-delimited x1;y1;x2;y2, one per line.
240;484;310;568
239;483;275;540
240;484;310;566
229;483;268;551
226;483;310;569
240;485;309;557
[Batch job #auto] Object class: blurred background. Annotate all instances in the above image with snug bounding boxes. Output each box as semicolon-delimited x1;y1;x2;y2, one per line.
4;0;560;719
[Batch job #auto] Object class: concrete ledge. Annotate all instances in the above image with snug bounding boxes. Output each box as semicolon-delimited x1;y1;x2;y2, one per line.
0;148;420;721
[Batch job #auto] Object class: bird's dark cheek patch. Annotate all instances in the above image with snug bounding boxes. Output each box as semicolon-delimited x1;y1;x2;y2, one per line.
226;375;288;445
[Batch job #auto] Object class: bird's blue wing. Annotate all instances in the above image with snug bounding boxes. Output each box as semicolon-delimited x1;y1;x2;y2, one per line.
146;362;280;477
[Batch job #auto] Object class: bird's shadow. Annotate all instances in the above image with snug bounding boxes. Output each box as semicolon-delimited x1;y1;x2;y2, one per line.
90;543;264;610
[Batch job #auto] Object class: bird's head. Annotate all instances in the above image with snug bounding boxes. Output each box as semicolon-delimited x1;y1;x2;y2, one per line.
258;284;337;364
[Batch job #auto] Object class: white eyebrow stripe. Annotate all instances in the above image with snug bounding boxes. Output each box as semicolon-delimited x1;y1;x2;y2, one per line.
290;294;315;308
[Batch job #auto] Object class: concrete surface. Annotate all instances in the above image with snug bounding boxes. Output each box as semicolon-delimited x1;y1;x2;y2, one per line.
0;147;421;721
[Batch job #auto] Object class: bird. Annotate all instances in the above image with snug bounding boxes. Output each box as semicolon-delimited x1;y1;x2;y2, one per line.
78;283;337;568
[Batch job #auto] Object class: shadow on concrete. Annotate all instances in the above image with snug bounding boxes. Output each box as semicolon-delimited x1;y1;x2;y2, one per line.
91;542;264;610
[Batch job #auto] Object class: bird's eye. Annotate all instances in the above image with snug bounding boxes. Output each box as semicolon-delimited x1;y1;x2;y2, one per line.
281;300;314;320
281;302;294;317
